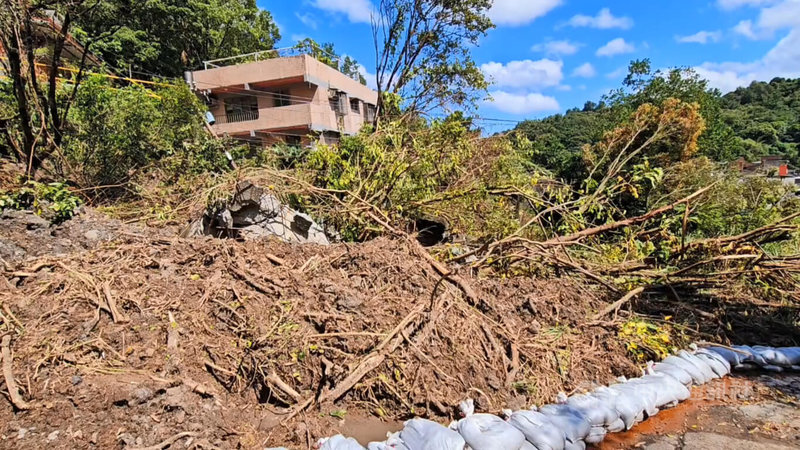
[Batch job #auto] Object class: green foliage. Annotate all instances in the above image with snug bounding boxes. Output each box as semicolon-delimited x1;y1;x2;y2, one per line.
0;181;81;223
74;0;281;76
720;77;800;165
619;319;677;362
297;114;543;241
293;38;366;85
61;75;228;187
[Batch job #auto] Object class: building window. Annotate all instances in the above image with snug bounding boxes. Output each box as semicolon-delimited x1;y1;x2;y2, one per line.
350;98;360;114
364;103;377;123
223;96;258;123
272;90;292;107
284;135;302;147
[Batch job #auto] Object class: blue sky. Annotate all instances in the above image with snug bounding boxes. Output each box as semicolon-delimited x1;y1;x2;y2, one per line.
264;0;800;131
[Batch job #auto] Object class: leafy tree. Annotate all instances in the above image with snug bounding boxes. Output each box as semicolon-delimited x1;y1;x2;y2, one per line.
74;0;281;77
372;0;494;118
294;38;366;85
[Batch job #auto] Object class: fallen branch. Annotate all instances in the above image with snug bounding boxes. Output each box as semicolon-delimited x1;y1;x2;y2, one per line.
592;286;646;321
266;372;303;403
542;184;715;247
1;335;31;410
129;431;199;450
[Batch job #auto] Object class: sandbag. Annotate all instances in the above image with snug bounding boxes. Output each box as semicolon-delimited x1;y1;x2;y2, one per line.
367;432;409;450
566;393;624;432
505;409;567;450
591;387;644;430
609;380;659;418
395;419;465;450
704;346;742;367
455;408;528;450
733;346;769;367
638;373;691;407
661;354;707;385
538;404;591;448
677;350;716;382
649;361;693;387
753;346;800;368
318;435;366;450
694;350;730;377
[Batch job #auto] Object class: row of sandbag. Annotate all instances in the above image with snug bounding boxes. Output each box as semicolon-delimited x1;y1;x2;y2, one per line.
315;345;800;450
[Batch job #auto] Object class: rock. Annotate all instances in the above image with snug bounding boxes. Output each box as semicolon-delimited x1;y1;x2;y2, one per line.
71;375;83;386
47;430;60;442
117;433;136;446
17;428;28;439
1;209;49;230
131;387;155;405
83;229;102;241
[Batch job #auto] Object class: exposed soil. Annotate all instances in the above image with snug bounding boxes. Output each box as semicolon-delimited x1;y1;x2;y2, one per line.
0;208;638;449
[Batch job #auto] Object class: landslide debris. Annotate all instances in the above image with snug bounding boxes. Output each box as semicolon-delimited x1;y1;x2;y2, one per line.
0;228;634;448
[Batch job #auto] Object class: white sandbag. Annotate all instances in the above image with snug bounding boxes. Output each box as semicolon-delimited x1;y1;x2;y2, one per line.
456;400;528;450
649;361;693;387
610;379;659;418
566;393;624;432
318;435;367;450
505;409;567;450
780;347;800;365
638;373;691;407
397;419;465;450
704;346;742;366
753;346;800;367
591;387;644;430
733;346;769;367
456;414;528;450
367;432;409;450
677;350;716;383
694;350;730;377
538;404;591;447
661;354;707;385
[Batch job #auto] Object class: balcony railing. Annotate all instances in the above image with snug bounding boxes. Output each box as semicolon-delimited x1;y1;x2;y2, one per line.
217;110;259;124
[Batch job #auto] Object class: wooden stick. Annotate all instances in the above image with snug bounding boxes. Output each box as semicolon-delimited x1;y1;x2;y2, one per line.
592;287;645;321
130;431;198;450
266;372;303;403
102;282;129;323
1;335;30;410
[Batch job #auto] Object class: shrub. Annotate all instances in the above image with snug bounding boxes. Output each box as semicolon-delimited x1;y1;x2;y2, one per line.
0;181;81;223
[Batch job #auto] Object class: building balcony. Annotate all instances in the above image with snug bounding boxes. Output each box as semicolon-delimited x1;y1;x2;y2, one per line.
212;103;342;136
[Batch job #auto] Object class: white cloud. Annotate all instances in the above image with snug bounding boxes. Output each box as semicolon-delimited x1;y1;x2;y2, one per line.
730;0;800;39
596;38;636;57
695;28;800;92
734;20;760;39
485;91;560;114
489;0;562;26
357;65;378;90
758;0;800;31
566;8;633;29
480;59;564;89
572;62;597;78
717;0;778;9
531;39;581;56
295;12;318;29
310;0;373;24
677;30;723;44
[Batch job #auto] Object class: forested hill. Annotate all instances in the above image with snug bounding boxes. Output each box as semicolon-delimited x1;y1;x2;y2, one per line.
513;70;800;182
720;78;800;165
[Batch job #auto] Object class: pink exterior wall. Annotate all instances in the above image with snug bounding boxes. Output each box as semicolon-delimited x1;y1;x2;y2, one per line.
191;55;378;142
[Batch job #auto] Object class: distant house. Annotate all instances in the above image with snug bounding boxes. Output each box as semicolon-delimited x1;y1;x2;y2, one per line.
734;155;800;188
186;50;379;148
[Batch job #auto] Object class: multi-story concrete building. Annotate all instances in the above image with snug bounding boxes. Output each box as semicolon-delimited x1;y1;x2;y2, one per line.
186;52;379;147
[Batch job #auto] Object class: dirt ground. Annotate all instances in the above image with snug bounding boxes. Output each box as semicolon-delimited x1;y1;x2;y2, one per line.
0;207;798;449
